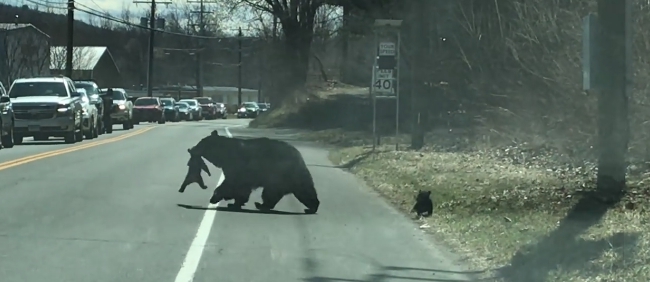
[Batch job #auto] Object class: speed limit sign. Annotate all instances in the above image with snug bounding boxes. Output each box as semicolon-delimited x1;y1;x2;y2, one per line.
373;69;394;94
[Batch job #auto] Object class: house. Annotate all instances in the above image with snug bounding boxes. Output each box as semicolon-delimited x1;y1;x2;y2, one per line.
0;23;51;86
49;46;122;87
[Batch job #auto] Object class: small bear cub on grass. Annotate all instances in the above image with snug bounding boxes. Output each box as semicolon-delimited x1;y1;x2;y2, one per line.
411;190;433;217
179;148;211;193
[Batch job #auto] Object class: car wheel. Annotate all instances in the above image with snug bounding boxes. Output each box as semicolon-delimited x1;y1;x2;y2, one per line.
64;131;76;144
98;119;105;135
158;115;166;124
93;122;99;138
84;120;95;139
123;120;130;130
1;122;15;148
75;126;84;142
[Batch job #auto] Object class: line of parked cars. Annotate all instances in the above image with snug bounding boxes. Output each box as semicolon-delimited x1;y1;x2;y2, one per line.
128;96;228;124
0;75;230;150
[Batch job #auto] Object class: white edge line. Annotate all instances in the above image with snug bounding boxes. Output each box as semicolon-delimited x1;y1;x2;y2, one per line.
174;126;233;282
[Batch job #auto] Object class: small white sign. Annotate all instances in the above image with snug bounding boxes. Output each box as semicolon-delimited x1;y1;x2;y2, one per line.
375;69;393;80
378;42;396;56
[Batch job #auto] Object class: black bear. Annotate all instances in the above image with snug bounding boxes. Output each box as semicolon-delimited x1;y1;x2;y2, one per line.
411;190;433;217
188;130;320;214
179;148;212;193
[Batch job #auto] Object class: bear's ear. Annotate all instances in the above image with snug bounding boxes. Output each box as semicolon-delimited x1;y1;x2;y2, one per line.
211;130;220;136
187;148;192;153
425;191;431;196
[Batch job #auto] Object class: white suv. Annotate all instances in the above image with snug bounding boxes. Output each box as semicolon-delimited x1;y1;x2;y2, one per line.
7;77;84;144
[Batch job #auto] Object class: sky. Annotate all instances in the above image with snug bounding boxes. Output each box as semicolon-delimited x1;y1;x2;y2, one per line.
8;0;249;34
7;0;341;36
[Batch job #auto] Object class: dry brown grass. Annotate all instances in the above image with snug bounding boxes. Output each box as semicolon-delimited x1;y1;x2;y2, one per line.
310;128;650;282
249;1;650;281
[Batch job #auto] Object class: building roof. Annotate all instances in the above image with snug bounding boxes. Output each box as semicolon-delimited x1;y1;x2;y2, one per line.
0;23;50;38
49;46;118;72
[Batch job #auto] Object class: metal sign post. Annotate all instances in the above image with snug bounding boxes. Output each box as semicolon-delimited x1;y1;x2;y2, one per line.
371;19;402;150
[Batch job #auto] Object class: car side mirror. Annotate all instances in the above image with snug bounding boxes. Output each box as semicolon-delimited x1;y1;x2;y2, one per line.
71;90;81;97
0;96;9;103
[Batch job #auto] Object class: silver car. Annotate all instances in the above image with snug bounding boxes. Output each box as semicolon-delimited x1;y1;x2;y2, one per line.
178;99;202;121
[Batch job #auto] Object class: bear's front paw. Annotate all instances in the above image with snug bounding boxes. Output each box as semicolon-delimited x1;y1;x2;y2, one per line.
255;202;269;210
209;196;221;204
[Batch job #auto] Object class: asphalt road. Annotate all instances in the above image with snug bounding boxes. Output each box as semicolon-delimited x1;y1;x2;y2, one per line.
0;119;475;282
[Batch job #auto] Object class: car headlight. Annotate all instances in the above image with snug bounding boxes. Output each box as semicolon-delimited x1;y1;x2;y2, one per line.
118;104;125;110
57;104;71;112
238;108;246;112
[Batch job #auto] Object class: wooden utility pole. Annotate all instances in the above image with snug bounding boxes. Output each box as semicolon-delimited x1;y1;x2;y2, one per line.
134;0;171;97
65;0;74;78
237;27;243;105
189;0;217;97
410;0;428;149
595;0;630;199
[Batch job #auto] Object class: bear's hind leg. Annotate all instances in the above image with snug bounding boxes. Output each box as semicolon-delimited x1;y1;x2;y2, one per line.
293;189;320;214
255;188;282;211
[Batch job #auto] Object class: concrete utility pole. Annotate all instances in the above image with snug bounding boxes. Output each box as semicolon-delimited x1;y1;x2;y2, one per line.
595;0;631;198
189;0;217;97
65;0;74;78
134;0;171;97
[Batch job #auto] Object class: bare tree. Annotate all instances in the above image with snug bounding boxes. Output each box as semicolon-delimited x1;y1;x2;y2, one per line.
233;0;325;103
49;46;93;73
99;11;114;30
0;26;50;85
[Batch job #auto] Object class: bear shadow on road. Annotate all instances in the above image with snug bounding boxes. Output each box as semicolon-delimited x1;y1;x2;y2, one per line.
20;141;68;145
176;203;311;215
302;265;491;282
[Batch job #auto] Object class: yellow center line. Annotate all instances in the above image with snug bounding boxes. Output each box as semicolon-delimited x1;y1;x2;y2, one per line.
0;126;156;171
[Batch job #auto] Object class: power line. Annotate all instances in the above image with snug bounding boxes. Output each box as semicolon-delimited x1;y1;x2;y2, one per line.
24;0;65;11
187;0;218;96
74;6;257;40
132;0;172;97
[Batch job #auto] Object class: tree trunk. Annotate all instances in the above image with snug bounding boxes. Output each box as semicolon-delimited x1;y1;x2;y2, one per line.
340;3;350;84
595;0;629;201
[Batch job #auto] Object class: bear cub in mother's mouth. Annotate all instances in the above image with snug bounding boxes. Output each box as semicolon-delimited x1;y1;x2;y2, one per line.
179;148;211;193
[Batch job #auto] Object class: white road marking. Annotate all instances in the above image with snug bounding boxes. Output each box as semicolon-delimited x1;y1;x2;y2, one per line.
224;127;233;138
174;126;233;282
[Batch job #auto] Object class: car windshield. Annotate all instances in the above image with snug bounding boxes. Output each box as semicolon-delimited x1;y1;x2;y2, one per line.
74;83;100;95
161;99;174;106
195;98;212;104
181;100;197;106
8;82;68;98
112;91;125;100
258;103;268;109
134;98;158;106
243;102;258;108
176;103;188;109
